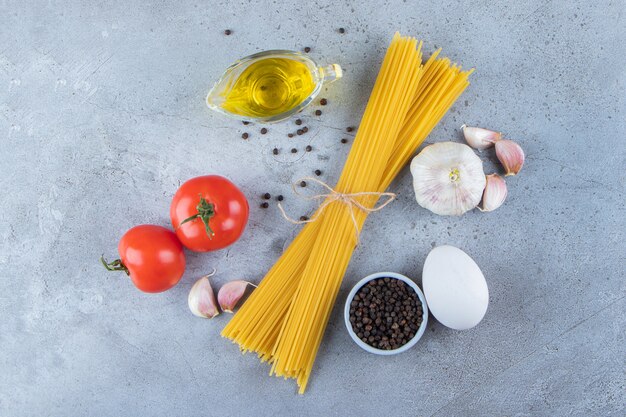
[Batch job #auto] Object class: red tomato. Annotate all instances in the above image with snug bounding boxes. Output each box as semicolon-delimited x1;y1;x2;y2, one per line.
170;175;249;252
101;225;186;293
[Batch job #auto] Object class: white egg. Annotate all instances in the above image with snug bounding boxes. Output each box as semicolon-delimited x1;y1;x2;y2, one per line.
422;245;488;330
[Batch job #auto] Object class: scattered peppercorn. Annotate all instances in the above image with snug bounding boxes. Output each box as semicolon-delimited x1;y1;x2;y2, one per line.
287;133;294;138
300;181;307;187
300;215;309;221
295;119;303;125
302;126;309;133
304;46;311;53
262;193;271;200
314;169;322;176
241;133;249;139
346;126;354;132
291;148;297;153
315;109;322;116
349;277;423;350
242;121;250;125
341;138;348;144
305;145;312;152
276;195;284;201
338;27;345;34
320;98;328;106
224;29;232;35
296;129;304;135
272;148;279;155
260;202;269;209
260;128;268;134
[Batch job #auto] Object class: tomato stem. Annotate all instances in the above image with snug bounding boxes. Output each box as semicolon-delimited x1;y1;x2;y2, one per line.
100;255;130;275
178;195;216;239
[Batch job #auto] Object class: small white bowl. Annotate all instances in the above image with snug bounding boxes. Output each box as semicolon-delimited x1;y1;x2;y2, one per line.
344;272;429;355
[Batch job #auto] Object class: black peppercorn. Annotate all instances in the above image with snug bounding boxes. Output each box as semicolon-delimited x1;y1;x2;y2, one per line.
262;193;271;200
304;46;311;53
348;277;423;351
296;129;303;135
272;148;278;155
314;169;321;176
338;27;345;34
302;126;308;133
224;29;232;35
346;126;354;132
276;195;284;201
260;202;269;208
299;215;309;221
315;109;322;116
320;98;328;106
295;119;302;125
260;128;268;134
305;145;312;152
242;121;250;125
287;133;294;138
341;138;348;144
300;181;307;187
291;148;297;153
242;133;249;139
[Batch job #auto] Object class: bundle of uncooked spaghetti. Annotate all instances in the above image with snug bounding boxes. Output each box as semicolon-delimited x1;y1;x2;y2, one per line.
222;33;473;393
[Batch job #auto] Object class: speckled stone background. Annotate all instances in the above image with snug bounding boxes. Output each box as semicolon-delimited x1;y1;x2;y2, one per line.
1;1;624;416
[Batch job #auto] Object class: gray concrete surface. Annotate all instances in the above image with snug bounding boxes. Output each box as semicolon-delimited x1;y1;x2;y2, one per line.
1;1;624;416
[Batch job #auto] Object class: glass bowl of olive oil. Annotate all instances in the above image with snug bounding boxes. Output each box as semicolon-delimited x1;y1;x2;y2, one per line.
206;50;342;123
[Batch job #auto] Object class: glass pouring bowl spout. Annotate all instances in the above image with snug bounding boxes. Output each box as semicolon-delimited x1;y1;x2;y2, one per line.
319;63;343;84
206;50;342;124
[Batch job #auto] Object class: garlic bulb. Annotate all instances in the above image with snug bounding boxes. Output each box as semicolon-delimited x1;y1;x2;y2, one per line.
479;174;507;212
218;280;256;313
461;125;502;150
410;142;486;216
188;275;220;318
495;139;525;176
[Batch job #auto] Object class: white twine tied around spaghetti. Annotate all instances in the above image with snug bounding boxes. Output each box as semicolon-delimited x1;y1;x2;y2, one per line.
277;177;396;245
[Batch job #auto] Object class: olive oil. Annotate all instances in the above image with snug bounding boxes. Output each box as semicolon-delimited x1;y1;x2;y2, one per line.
220;57;316;118
207;50;341;123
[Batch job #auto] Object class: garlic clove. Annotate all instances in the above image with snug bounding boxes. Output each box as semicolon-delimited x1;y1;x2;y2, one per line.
495;139;525;176
188;275;220;318
410;142;486;216
461;125;502;150
218;280;255;313
479;174;507;212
